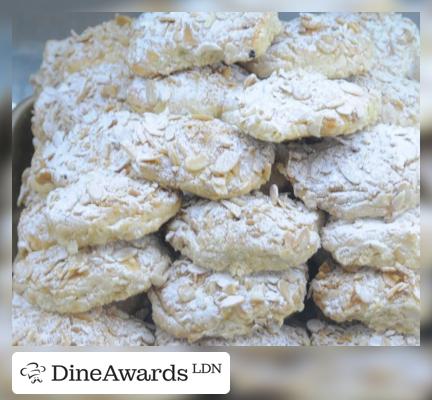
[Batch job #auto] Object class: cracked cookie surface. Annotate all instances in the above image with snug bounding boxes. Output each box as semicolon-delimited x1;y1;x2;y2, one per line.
222;69;381;142
149;259;307;342
278;124;419;220
166;189;321;275
128;12;281;77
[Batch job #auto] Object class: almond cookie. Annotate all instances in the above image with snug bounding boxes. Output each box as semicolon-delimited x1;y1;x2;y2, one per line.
127;63;247;118
278;124;419;220
31;15;132;91
12;293;154;346
32;62;131;144
13;236;171;314
116;111;275;200
149;259;307;342
311;261;420;335
166;189;321;275
353;70;419;127
321;208;420;271
222;69;381;142
155;325;310;346
244;13;373;79
307;319;419;346
128;12;282;78
29;111;274;200
45;171;181;249
359;13;419;79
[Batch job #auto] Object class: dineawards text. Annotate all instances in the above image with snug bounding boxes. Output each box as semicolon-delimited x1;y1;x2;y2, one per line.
52;364;189;382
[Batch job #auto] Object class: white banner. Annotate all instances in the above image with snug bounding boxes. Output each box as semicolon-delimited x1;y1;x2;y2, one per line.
12;352;230;394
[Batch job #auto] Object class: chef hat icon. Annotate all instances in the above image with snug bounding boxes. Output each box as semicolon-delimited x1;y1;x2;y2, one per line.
20;362;46;383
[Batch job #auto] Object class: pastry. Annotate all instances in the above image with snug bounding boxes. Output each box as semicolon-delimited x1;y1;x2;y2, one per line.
149;259;307;342
222;69;381;142
321;208;420;270
244;13;373;79
166;188;321;275
13;236;171;313
12;293;154;346
128;12;281;77
311;261;420;335
31;15;132;91
278;124;419;220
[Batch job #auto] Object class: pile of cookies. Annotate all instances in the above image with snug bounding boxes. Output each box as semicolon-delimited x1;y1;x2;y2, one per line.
13;12;420;346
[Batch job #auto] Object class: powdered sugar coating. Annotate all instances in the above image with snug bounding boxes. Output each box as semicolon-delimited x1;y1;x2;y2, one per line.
32;63;131;144
17;194;54;257
155;325;310;346
244;13;373;79
311;262;420;335
359;13;419;79
166;190;321;275
117;111;275;200
29;111;274;200
129;12;282;77
31;16;132;91
322;208;420;270
13;236;171;314
45;171;181;249
353;70;419;127
12;293;154;346
278;124;419;220
222;69;381;142
149;259;308;342
307;319;419;346
127;63;247;117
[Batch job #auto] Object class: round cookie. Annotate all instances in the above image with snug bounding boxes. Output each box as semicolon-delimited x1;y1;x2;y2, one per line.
31;15;132;91
353;70;419;127
32;62;131;144
278;124;419;220
12;293;154;346
29;111;274;200
166;189;321;275
311;261;420;335
13;236;171;314
321;208;420;270
115;111;275;200
244;13;374;79
222;69;381;142
46;170;181;250
359;13;419;79
149;259;308;342
128;12;281;78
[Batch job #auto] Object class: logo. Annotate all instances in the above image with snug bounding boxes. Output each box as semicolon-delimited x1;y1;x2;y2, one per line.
20;362;46;383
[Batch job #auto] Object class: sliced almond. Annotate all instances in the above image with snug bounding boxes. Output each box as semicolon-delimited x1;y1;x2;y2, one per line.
213;151;240;174
219;295;244;309
185;154;209;172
